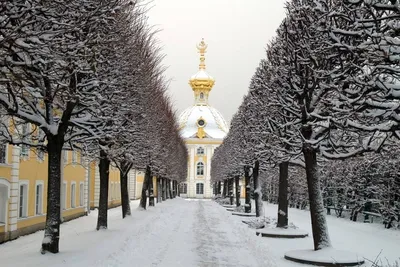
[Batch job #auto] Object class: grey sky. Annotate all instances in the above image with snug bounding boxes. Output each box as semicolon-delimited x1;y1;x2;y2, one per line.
147;0;286;124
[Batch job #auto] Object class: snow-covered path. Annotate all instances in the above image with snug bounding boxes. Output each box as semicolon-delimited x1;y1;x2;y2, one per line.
193;200;272;267
1;198;399;267
0;198;275;267
98;199;274;267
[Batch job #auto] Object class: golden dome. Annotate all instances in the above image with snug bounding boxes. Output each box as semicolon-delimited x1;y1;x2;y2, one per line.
189;38;215;105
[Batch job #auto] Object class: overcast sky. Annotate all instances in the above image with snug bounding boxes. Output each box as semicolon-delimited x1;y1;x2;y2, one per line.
147;0;286;124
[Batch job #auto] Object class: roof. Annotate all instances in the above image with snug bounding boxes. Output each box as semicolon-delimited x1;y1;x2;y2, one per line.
178;105;228;139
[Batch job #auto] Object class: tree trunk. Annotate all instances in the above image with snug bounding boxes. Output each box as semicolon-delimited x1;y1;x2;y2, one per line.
149;174;155;207
157;177;162;203
229;178;234;205
235;176;240;207
253;160;263;217
97;149;111;230
245;167;251;213
222;180;227;197
140;166;151;210
303;143;332;250
218;181;221;195
41;137;63;254
120;161;132;218
162;177;166;201
168;179;172;199
277;161;289;228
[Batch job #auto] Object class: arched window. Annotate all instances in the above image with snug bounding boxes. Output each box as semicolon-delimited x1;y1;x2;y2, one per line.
197;147;204;155
196;183;204;194
196;162;204;176
200;92;204;99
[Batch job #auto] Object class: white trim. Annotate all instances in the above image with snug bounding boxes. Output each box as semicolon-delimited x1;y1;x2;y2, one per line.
70;182;76;208
196;161;205;176
117;182;120;199
61;182;67;210
63;150;68;164
109;182;113;200
19;123;30;159
0;178;10;198
72;151;77;164
34;180;44;215
18;180;29;218
37;149;45;162
79;182;84;207
0;178;10;226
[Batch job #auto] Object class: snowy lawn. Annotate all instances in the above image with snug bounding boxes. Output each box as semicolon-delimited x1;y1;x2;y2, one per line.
1;198;399;267
245;201;400;267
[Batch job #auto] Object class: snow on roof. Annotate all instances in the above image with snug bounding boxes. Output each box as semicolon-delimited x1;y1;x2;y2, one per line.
190;69;214;80
178;105;228;139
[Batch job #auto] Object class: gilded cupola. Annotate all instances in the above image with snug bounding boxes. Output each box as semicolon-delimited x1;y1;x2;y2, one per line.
189;38;215;106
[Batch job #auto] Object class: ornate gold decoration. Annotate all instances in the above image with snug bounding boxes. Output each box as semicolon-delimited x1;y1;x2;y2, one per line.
197;38;207;70
189;38;215;105
196;126;206;139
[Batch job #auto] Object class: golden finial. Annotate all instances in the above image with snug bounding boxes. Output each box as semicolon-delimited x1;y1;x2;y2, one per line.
196;38;207;70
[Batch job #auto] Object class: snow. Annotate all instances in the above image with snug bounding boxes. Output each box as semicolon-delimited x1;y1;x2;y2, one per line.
285;247;364;265
257;228;308;238
259;202;400;266
178;105;228;139
1;199;399;267
190;69;214;80
279;209;286;216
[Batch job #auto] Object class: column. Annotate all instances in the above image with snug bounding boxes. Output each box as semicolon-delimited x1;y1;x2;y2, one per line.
84;160;90;214
94;162;100;207
8;146;20;235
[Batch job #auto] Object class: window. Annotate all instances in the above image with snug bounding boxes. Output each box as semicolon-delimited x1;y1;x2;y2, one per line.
117;183;120;199
180;183;187;194
197;147;204;155
63;150;68;164
80;183;84;206
71;183;76;208
0;143;6;164
0;181;9;223
19;183;28;218
196;162;204;176
61;182;66;210
35;183;43;215
37;149;44;161
80;152;84;165
20;123;30;157
72;151;77;164
200;92;204;99
196;183;204;194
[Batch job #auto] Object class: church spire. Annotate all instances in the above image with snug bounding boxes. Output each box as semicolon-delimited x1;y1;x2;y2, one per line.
197;38;207;70
189;38;215;106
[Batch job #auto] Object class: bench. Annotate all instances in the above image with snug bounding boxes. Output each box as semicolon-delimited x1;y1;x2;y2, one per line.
362;211;382;223
324;206;351;217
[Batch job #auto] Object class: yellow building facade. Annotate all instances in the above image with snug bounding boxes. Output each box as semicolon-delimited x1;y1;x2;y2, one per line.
0;139;144;244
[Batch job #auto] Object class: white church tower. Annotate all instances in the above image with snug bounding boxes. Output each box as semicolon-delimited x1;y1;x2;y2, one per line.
178;39;228;198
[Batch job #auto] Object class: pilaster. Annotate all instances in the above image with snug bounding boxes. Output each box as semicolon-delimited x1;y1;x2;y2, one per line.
94;162;100;207
128;170;136;199
8;145;20;232
84;160;89;213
